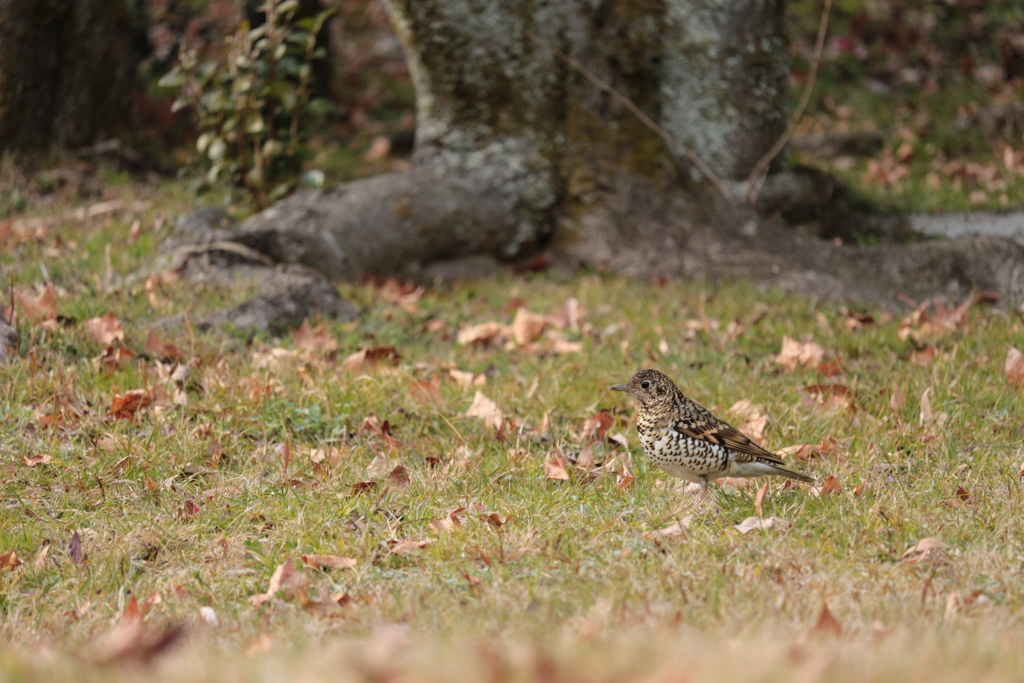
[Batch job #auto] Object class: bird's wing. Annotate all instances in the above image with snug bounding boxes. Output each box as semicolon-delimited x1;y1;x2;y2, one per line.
672;417;787;466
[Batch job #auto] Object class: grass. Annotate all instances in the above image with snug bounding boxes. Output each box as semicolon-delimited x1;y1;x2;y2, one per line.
2;177;1024;681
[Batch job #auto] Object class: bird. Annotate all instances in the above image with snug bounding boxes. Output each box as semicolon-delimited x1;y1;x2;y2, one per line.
611;369;815;494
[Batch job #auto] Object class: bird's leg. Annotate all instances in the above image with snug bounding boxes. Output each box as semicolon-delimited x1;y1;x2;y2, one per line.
699;475;709;499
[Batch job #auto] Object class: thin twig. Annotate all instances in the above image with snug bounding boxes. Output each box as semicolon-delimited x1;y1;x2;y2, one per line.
525;30;734;202
745;0;833;205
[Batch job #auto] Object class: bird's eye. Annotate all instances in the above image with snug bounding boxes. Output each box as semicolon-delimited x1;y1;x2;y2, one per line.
640;380;651;389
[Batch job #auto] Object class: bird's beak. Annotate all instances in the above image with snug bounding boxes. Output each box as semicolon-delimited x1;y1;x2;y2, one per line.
610;384;630;392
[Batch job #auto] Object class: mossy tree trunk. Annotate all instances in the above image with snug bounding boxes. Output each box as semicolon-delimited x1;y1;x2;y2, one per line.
238;0;788;278
230;0;1024;303
0;0;142;155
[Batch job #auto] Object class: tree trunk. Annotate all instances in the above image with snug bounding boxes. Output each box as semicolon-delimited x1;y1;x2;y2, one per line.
0;0;142;155
225;0;1024;305
238;0;787;277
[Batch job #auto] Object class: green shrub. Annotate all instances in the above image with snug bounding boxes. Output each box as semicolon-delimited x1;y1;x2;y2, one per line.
159;0;333;208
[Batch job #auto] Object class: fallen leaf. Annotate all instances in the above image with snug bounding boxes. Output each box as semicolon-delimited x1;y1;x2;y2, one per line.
889;387;906;411
544;451;570;481
145;329;186;362
483;512;508;528
293;320;338;357
900;537;949;563
22;454;51;467
90;597;186;664
820;475;841;494
911;346;938;365
579;412;614;442
429;508;466;533
0;550;22;570
365;452;391;478
464;391;504;429
919;388;947;429
575;442;596;470
456;321;507;345
250;559;308;605
843;309;875;330
449;368;486;388
547;338;583;354
734;516;789;534
410;378;441;402
813;604;843;637
1005;348;1024;387
377;278;423;311
643;517;693;538
390;540;432;557
777;439;834;461
69;530;83;564
94;345;135;370
802;384;854;412
15;286;57;326
774;336;826;372
33;541;50;570
898;297;972;341
301;555;357;570
729;399;768;441
511;307;548;344
343;346;402;371
387;464;411;489
108;388;156;420
83;312;123;346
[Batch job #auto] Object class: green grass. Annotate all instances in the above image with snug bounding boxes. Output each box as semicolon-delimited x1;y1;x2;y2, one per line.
2;177;1024;680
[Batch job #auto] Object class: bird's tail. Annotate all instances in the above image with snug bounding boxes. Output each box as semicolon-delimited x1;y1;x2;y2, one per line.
772;464;817;484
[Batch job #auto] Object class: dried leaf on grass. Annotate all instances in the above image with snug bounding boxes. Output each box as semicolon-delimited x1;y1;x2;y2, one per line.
249;559;309;606
898;297;972;341
813;604;843;637
387;464;411;489
774;336;827;372
643;517;693;538
429;508;466;533
802;384;854;412
108;388;157;420
919;388;948;430
457;321;508;346
448;368;486;388
343;346;402;371
145;329;186;362
900;537;949;563
777;438;835;461
511;307;549;344
464;391;504;429
579;412;614;442
94;345;135;371
390;540;432;557
734;516;789;534
544;452;570;481
15;286;57;327
1004;347;1024;387
0;550;22;570
293;319;339;357
90;596;186;664
301;555;357;570
729;399;768;441
83;312;123;346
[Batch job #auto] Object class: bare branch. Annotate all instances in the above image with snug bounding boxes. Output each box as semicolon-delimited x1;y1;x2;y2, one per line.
745;0;833;205
525;30;735;202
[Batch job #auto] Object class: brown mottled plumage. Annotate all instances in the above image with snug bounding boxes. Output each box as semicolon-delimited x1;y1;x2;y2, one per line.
611;369;815;493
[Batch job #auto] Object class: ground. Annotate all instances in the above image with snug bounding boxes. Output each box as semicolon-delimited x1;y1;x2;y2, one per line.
2;176;1024;681
2;2;1024;677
